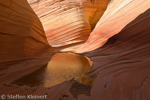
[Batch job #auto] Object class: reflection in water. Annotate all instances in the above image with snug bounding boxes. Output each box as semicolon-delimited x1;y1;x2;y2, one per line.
14;52;92;87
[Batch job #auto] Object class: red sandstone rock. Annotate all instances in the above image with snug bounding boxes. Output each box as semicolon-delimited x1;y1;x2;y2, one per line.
76;0;150;53
0;0;150;100
83;8;150;100
28;0;109;51
0;0;51;66
0;0;54;95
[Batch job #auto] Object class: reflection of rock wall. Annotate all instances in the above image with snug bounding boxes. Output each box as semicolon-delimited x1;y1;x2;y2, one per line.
28;0;109;50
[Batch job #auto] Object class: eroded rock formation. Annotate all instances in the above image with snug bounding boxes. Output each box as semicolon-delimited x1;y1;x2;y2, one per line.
0;0;150;100
28;0;109;51
0;0;54;95
82;8;150;100
76;0;150;53
14;52;92;88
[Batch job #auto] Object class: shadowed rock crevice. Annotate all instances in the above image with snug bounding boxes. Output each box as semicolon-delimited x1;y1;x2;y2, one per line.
69;81;92;98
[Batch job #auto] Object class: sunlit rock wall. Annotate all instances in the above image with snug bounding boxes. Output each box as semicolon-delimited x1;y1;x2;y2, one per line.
76;0;150;53
28;0;109;51
0;0;150;100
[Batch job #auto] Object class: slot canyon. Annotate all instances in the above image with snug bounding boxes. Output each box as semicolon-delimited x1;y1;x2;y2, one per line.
0;0;150;100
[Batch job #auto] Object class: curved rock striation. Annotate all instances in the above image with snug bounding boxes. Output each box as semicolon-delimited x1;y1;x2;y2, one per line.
82;8;150;100
0;0;55;92
0;0;51;66
0;0;150;100
28;0;109;51
76;0;150;53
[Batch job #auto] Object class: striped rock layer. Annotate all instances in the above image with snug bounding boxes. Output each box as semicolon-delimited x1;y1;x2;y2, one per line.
0;0;54;96
0;0;150;100
28;0;109;51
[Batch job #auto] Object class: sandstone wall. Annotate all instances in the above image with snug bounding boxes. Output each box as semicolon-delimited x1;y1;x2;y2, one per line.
28;0;109;51
0;0;150;100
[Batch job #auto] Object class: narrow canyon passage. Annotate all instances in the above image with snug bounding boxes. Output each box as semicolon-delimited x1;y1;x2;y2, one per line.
0;0;150;100
13;52;93;88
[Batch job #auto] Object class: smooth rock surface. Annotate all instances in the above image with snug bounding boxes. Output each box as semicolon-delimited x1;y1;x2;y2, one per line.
0;0;150;100
28;0;109;51
83;8;150;100
76;0;150;53
0;0;55;97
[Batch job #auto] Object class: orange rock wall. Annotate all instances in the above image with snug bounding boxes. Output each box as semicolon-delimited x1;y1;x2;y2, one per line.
83;8;150;100
0;0;150;100
0;0;51;66
76;0;150;53
28;0;109;50
0;0;54;87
